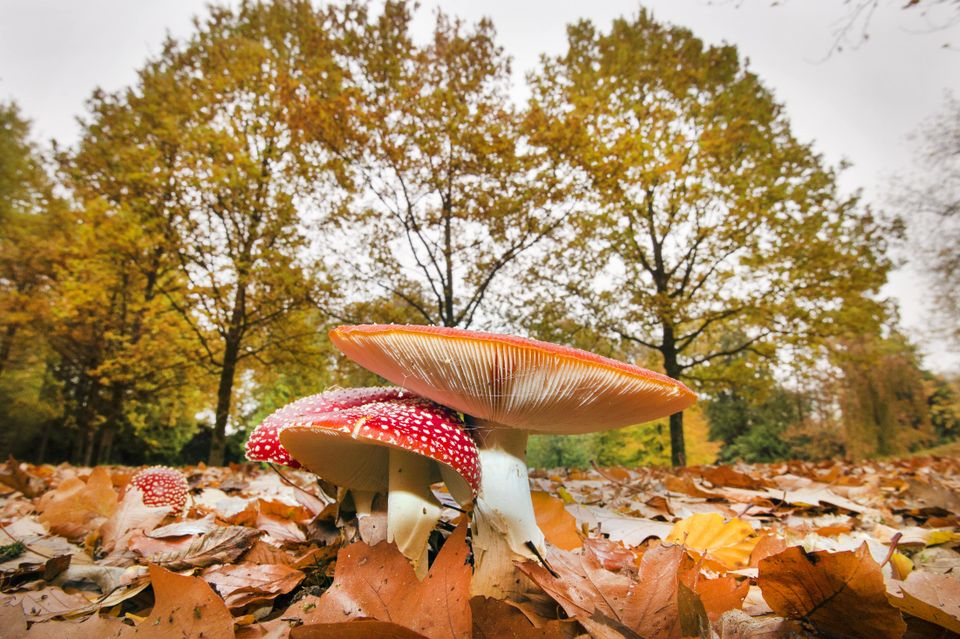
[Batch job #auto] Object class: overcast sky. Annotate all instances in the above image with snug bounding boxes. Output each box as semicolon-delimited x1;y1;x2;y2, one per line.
2;0;958;370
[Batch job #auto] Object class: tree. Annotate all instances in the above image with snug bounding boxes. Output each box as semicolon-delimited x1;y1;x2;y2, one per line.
836;332;936;457
0;102;64;460
69;1;351;464
528;11;893;465
0;102;59;378
315;2;570;329
897;93;960;348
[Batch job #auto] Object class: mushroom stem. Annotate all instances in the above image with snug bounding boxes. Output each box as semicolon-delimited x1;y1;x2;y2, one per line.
350;489;376;517
470;423;545;599
387;448;442;579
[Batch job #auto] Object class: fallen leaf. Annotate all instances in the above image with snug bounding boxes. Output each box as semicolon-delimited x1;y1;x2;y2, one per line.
0;586;92;622
887;571;960;634
700;466;769;491
663;475;721;499
715;610;805;639
470;597;577;639
0;457;44;498
531;491;581;550
24;613;126;639
100;489;171;554
667;513;758;570
293;619;429;639
147;525;261;570
37;467;118;539
681;574;749;622
147;515;217;538
0;601;28;637
124;564;233;639
306;521;472;639
748;535;788;568
519;540;687;639
677;582;710;639
203;562;305;610
758;544;906;639
0;554;70;590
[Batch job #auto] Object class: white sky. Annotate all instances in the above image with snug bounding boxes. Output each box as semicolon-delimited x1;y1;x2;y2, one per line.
2;0;958;371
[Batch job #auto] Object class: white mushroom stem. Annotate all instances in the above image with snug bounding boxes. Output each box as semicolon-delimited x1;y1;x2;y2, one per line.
350;489;376;517
470;422;546;599
387;448;442;580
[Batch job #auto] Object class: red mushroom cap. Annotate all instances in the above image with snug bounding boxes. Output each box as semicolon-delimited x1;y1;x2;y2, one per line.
329;324;697;434
246;387;408;467
278;396;480;501
129;466;189;515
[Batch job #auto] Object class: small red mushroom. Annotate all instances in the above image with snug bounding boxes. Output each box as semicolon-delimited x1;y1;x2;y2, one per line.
129;466;189;516
245;387;409;468
274;394;480;578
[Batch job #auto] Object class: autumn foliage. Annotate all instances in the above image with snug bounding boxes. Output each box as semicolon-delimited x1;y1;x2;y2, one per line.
1;455;959;638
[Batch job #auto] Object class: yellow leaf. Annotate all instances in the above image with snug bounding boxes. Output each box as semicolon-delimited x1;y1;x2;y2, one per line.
667;513;758;570
890;552;914;580
531;491;582;550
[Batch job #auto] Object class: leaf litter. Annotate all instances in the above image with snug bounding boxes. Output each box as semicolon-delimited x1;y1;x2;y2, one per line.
0;455;957;638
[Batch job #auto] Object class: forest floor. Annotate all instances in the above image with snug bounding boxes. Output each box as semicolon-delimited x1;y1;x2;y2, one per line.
0;454;958;638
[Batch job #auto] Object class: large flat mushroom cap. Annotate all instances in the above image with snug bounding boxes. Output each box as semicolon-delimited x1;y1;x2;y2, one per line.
278;395;480;502
330;324;696;434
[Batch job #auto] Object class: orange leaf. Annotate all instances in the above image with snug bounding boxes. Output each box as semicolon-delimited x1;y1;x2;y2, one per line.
203;562;305;610
306;521;472;639
759;544;906;639
133;564;233;639
530;491;581;550
37;467;118;539
887;572;960;634
667;513;758;570
470;597;575;639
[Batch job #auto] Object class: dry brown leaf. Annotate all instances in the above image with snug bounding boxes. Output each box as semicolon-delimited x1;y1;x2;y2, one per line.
680;572;749;623
147;524;261;570
0;601;28;638
667;513;758;570
582;538;639;574
519;540;687;639
203;562;305;610
886;571;960;634
100;489;171;554
758;544;906;639
25;613;127;639
470;597;577;639
122;564;233;639
0;586;92;622
700;466;769;491
748;535;788;568
531;491;581;550
715;610;805;639
0;554;70;590
37;467;118;539
306;521;471;639
677;582;710;639
663;475;721;499
147;514;217;538
292;619;429;639
0;457;44;498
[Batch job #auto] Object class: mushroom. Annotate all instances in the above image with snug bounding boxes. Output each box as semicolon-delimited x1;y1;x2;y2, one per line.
246;386;408;514
254;388;480;577
329;324;696;598
129;466;190;516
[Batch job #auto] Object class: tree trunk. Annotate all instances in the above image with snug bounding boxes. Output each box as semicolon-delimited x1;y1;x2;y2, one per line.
661;324;686;467
0;323;17;378
83;427;96;467
209;336;241;466
96;427;115;465
36;420;50;464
